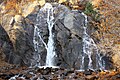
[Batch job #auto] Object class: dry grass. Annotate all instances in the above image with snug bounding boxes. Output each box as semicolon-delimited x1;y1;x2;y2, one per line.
5;0;35;14
91;0;120;56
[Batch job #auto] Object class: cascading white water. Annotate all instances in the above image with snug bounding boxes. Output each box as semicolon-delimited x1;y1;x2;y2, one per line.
32;25;41;67
45;3;56;66
33;2;106;70
81;12;105;70
33;3;56;67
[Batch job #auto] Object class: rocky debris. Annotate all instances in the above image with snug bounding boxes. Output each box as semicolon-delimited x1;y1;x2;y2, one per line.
85;75;97;80
84;69;93;75
0;66;120;80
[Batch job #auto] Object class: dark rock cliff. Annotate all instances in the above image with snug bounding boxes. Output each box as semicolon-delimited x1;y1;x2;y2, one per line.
0;1;115;69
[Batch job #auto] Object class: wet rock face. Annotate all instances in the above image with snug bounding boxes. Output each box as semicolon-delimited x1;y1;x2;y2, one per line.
54;10;84;69
30;3;86;69
0;2;113;69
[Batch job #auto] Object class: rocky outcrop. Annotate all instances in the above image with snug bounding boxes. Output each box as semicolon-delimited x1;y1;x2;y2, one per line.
0;0;115;69
0;2;88;68
0;24;21;65
54;10;84;69
0;0;41;66
0;12;35;66
0;24;12;62
29;3;110;69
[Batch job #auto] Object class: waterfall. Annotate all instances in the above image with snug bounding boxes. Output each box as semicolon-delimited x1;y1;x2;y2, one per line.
33;3;56;67
81;12;105;70
33;25;41;66
32;2;106;70
45;3;56;66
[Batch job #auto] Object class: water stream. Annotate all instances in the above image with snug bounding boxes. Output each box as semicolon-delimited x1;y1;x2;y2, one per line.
32;3;105;70
81;13;105;70
33;3;56;67
45;3;56;66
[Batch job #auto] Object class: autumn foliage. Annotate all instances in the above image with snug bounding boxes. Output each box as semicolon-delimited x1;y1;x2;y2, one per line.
97;0;120;44
5;0;19;13
5;0;35;14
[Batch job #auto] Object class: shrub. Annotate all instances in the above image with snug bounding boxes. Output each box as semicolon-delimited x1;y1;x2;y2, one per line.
84;2;100;21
